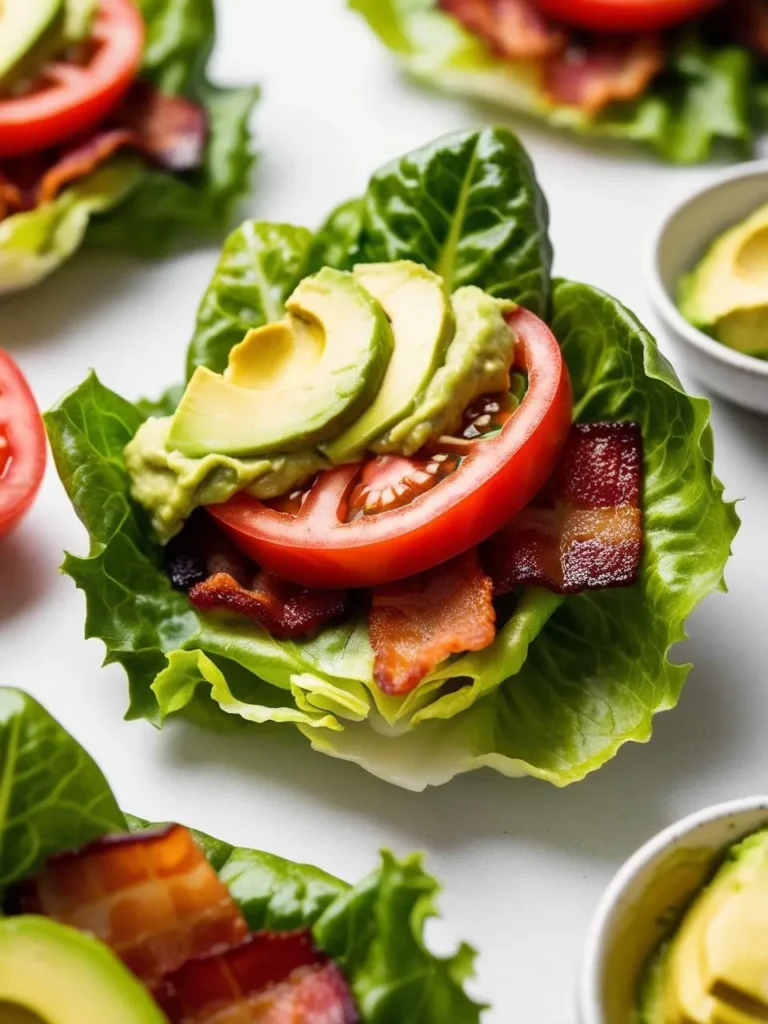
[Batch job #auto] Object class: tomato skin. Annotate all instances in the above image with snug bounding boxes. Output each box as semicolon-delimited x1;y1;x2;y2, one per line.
534;0;717;32
0;0;145;159
209;307;573;590
0;351;46;538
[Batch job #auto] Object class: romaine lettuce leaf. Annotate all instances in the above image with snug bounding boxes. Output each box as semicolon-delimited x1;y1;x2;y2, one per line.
0;690;483;1022
85;0;259;256
0;690;126;887
0;0;258;293
0;158;144;297
349;0;753;163
45;127;738;789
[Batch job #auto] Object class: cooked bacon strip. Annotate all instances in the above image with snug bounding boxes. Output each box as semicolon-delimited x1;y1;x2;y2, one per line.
369;547;496;695
8;826;248;990
159;930;359;1024
0;170;24;219
166;515;347;639
727;0;768;56
115;81;208;171
189;569;348;640
36;128;137;203
0;83;206;219
484;422;643;595
439;0;566;58
544;35;664;114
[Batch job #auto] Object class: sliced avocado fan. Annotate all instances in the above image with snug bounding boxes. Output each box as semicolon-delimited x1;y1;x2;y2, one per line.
168;267;395;458
322;260;455;464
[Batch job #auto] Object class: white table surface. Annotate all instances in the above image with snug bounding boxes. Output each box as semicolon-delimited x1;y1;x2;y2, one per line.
2;2;767;1020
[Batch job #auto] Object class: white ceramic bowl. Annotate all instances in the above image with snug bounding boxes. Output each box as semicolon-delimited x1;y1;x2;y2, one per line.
579;796;768;1024
646;162;768;415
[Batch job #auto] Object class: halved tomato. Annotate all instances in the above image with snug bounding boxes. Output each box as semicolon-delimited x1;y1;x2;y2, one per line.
0;0;145;159
0;351;46;537
534;0;717;32
208;307;573;590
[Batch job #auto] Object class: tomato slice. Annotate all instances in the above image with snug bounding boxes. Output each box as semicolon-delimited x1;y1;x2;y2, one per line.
0;0;145;159
533;0;717;32
208;307;573;589
0;351;46;537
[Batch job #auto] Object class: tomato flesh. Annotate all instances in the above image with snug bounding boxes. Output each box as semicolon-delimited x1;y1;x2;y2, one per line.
534;0;717;32
0;0;145;159
208;307;573;590
0;351;46;537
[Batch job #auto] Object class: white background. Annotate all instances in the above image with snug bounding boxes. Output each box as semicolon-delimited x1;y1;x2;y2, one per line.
2;2;767;1020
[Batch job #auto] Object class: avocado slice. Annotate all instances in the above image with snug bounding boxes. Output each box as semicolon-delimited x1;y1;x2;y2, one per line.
0;916;167;1024
640;829;768;1024
0;0;63;84
321;261;455;465
714;309;768;359
167;268;394;458
374;286;516;456
679;203;768;359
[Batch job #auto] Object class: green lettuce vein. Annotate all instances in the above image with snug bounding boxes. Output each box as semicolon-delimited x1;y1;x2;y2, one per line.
45;127;738;790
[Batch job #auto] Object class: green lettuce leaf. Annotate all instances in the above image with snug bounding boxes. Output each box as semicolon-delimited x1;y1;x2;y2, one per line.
349;0;753;163
187;221;315;378
85;0;259;256
0;0;258;293
45;127;737;789
0;690;126;888
1;691;483;1021
0;158;144;297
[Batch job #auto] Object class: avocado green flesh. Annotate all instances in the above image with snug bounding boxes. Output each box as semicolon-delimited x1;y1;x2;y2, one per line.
322;260;455;464
679;203;768;361
640;829;768;1024
714;310;768;359
125;416;328;542
168;268;395;457
0;917;167;1024
0;0;63;86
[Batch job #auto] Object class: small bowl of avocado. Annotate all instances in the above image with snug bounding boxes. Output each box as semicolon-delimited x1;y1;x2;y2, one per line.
648;162;768;415
579;796;768;1024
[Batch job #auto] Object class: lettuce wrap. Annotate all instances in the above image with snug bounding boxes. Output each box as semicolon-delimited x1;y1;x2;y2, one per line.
350;0;760;164
0;687;483;1022
45;127;739;790
0;0;258;295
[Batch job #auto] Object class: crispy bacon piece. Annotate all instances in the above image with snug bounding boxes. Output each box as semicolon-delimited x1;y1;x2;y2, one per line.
727;0;768;56
166;514;348;639
544;35;664;114
9;826;248;990
189;570;348;640
0;83;206;219
439;0;566;58
369;547;496;695
159;930;359;1024
0;170;23;219
36;128;137;203
484;422;643;595
116;81;208;171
